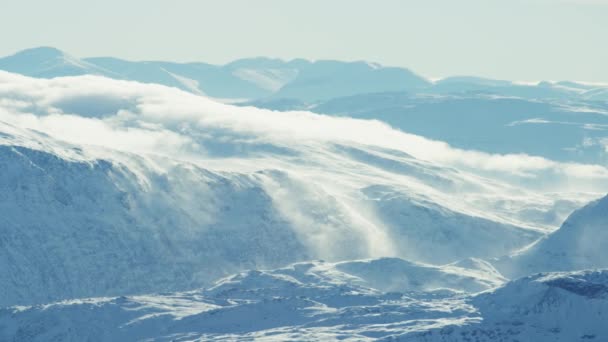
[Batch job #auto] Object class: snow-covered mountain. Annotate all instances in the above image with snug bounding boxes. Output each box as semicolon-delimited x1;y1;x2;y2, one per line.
5;47;607;104
0;263;605;341
242;75;608;165
402;270;608;341
496;194;608;278
249;92;608;164
1;68;608;340
0;47;430;101
6;71;592;307
0;257;494;341
0;47;117;79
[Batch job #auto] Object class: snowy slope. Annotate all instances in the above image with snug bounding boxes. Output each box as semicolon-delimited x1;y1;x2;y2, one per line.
495;194;608;278
0;47;117;78
84;57;275;99
0;257;499;342
0;118;539;307
268;59;430;101
0;48;430;101
0;264;605;341
302;93;608;164
331;258;505;293
404;270;608;341
0;71;606;309
0;127;315;306
224;57;300;92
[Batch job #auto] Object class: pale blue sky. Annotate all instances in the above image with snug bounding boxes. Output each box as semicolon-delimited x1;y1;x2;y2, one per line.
2;0;607;82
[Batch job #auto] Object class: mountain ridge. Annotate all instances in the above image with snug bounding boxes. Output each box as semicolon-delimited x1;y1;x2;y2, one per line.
4;47;607;103
0;47;430;101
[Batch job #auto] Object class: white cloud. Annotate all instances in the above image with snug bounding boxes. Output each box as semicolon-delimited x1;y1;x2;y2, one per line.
1;70;607;194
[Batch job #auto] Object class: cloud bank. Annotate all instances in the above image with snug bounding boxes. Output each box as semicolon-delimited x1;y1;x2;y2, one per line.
1;71;607;188
0;70;607;237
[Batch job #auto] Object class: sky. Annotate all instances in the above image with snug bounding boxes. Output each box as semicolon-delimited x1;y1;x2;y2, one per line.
1;0;607;82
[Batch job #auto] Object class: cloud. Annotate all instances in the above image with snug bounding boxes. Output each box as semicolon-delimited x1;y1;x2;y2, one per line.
1;70;608;192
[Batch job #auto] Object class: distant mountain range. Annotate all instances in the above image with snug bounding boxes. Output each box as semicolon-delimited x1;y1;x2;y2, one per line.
2;47;607;103
0;47;430;101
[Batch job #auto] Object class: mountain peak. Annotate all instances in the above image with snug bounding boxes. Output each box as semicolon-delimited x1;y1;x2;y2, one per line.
0;47;114;79
11;46;68;59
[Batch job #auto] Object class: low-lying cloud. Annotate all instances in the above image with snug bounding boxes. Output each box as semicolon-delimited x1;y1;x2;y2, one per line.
1;70;608;193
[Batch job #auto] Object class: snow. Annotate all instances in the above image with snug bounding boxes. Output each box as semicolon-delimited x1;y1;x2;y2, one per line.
0;67;607;340
162;68;205;96
496;194;608;278
0;118;542;307
1;263;606;341
231;67;298;92
1;71;607;307
0;258;487;341
0;47;117;79
395;270;608;341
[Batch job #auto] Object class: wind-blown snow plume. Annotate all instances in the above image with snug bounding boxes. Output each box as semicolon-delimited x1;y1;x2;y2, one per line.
0;71;606;305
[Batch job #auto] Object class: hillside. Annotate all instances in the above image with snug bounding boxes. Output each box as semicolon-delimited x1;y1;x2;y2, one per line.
496;194;608;278
4;71;598;306
1;264;605;341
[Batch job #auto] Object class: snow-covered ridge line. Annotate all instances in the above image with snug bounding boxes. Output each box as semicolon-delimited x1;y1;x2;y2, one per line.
3;47;608;104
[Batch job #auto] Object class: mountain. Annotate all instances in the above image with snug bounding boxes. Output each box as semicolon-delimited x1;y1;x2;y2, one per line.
83;57;276;99
0;136;311;306
330;257;505;293
6;71;601;307
268;59;430;101
0;257;493;341
0;47;116;78
584;87;608;101
304;92;608;163
241;77;608;165
428;76;585;99
0;111;541;307
402;270;608;341
496;194;608;278
1;51;608;340
0;264;605;341
0;47;430;101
